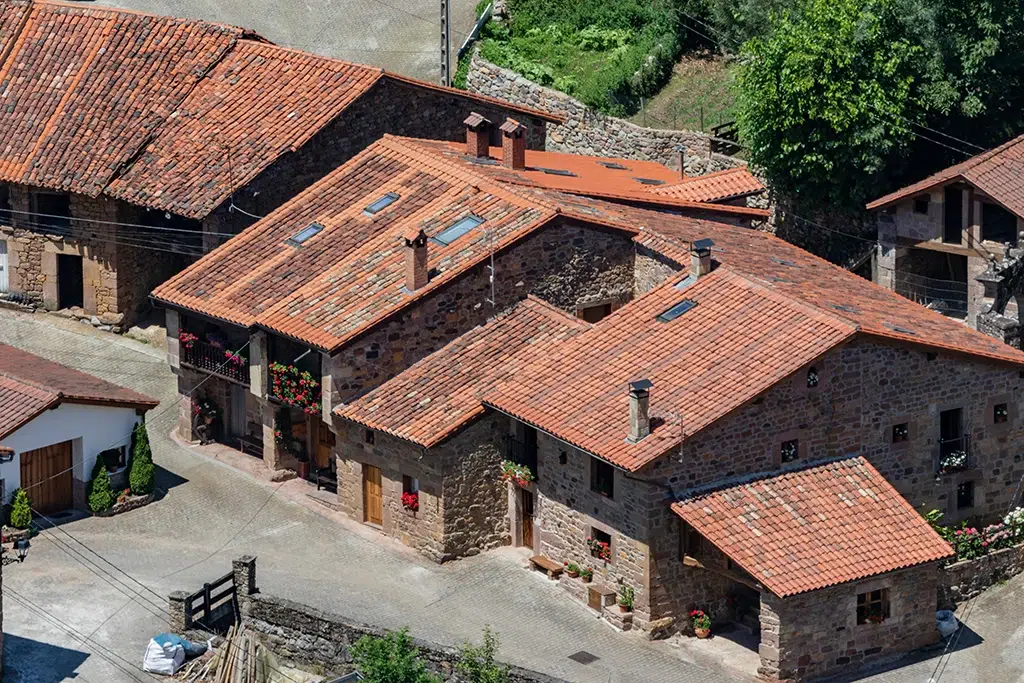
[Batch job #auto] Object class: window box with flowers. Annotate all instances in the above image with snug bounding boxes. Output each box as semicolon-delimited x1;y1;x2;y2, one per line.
269;362;322;414
938;450;968;474
401;491;419;513
500;460;534;487
587;536;611;562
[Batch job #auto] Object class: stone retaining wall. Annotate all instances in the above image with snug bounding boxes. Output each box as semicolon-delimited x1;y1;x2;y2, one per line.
244;594;569;683
938;542;1024;609
465;52;744;174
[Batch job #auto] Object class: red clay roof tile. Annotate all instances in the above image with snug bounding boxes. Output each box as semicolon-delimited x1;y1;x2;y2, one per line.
671;457;953;596
646;167;765;203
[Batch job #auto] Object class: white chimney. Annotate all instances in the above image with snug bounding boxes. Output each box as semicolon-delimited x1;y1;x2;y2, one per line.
628;379;653;442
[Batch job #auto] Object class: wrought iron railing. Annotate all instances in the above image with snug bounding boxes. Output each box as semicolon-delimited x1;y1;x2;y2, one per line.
894;272;968;319
937;433;971;474
181;338;249;385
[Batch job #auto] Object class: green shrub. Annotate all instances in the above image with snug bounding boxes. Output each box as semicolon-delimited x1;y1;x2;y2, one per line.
9;488;32;530
456;627;509;683
129;422;155;496
87;457;115;513
351;629;439;683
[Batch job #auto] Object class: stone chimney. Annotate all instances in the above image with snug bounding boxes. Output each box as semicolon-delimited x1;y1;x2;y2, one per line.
676;145;687;179
499;117;527;170
403;228;429;291
628;379;653;442
690;238;714;278
464;112;492;158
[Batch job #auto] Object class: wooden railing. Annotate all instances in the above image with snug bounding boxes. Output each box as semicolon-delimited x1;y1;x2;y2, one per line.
181;338;248;385
188;570;237;633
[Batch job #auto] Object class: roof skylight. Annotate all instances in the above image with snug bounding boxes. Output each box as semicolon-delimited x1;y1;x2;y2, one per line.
363;192;400;216
534;167;577;177
656;299;697;322
285;222;323;247
598;161;629;170
634;177;665;186
433;214;485;246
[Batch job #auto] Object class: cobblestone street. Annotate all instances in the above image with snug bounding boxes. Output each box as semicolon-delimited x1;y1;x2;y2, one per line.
2;308;1023;683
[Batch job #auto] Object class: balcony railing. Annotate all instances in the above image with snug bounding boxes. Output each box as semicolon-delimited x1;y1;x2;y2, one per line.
181;338;249;385
894;272;968;320
937;434;971;474
504;436;538;479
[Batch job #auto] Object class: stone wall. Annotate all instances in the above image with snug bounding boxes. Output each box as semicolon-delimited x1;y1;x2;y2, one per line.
466;52;744;174
938;542;1024;609
327;220;637;404
759;564;940;682
244;594;568;683
333;414;510;562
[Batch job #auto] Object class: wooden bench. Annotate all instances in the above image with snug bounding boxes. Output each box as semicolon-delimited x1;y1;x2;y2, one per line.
238;435;264;459
529;555;563;580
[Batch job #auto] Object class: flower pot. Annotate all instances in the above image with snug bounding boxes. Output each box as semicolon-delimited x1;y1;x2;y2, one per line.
695;627;710;639
567;570;579;578
296;460;310;480
618;604;631;613
582;575;592;583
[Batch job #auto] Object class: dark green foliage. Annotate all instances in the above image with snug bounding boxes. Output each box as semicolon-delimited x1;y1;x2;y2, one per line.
129;421;155;496
456;627;509;683
87;456;115;513
351;629;440;683
9;488;31;529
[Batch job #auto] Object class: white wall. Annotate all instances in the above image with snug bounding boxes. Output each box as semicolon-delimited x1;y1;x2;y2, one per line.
0;402;142;501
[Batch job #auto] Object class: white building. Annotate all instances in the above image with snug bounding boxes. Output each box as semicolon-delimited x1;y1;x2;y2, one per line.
0;344;157;513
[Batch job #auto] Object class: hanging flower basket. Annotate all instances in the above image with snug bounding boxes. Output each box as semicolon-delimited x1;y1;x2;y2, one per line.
269;362;322;414
500;460;534;487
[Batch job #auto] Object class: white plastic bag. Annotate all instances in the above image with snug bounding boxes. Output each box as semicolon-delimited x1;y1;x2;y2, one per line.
936;610;958;638
143;634;186;675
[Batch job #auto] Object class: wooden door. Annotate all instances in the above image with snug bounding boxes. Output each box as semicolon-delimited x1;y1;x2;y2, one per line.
315;421;335;469
229;384;247;438
363;464;383;525
521;488;535;549
20;440;73;514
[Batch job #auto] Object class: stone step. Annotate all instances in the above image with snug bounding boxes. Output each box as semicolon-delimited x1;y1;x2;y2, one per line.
305;490;339;511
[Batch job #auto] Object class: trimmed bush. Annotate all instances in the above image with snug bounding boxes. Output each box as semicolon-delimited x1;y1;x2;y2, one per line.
9;488;32;529
87;457;115;513
129;421;155;496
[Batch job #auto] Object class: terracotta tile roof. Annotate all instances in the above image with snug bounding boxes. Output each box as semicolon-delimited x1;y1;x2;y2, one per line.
644;167;765;203
414;140;768;217
486;268;857;470
671;457;953;596
0;343;157;438
334;296;588;446
867;133;1024;215
0;1;559;219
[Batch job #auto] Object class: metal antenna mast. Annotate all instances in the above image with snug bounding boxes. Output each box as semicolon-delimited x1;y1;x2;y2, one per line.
484;224;496;307
440;0;452;86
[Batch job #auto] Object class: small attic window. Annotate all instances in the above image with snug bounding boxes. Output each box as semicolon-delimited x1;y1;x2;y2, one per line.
534;167;577;177
363;192;399;216
913;197;930;214
433;214;485;246
656;299;696;322
633;177;665;186
286;222;323;247
598;161;629;170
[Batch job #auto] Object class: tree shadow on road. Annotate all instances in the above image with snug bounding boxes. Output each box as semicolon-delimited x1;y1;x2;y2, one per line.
2;633;90;683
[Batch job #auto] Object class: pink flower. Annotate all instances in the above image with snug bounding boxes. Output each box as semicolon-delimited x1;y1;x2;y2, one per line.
955;530;962;536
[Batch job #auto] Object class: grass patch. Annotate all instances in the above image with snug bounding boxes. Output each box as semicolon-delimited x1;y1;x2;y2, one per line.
629;53;738;131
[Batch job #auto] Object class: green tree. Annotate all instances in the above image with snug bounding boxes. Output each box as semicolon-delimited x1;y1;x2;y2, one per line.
456;627;509;683
87;457;115;513
351;629;439;683
129;421;155;496
735;0;920;207
8;488;32;530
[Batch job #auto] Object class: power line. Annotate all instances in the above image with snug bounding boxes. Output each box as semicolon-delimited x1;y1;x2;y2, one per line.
6;207;240;238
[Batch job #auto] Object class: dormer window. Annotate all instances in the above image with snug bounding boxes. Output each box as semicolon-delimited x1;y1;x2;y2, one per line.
433;214;484;246
363;192;399;216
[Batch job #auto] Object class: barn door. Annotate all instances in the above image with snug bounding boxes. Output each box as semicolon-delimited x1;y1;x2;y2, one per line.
363;464;383;526
20;440;74;514
315;421;335;469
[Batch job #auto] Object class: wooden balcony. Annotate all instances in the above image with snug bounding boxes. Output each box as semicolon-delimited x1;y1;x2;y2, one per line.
181;338;249;385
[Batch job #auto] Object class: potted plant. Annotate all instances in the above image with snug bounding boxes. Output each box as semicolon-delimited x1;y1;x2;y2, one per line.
580;567;593;583
617;586;634;613
564;562;580;578
401;491;419;512
587;536;611;562
691;609;711;638
500;460;534;487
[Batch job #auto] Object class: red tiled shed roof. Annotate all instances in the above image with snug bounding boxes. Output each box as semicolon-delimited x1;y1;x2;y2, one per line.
867;134;1024;216
334;297;588;446
671;457;953;597
645;167;765;203
0;343;157;439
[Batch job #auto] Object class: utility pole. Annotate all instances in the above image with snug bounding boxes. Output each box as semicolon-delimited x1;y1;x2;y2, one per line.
440;0;451;86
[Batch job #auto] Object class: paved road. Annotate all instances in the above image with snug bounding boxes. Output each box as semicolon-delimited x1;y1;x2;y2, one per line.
92;0;479;81
0;309;741;683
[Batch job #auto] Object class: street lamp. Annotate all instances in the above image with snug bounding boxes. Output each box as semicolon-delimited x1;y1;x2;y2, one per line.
15;538;29;562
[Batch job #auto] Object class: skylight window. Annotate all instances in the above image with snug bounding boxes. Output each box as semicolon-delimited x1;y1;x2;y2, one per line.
634;177;665;186
433;214;485;246
363;192;400;216
598;161;629;170
656;299;696;322
885;322;917;336
285;222;323;247
772;257;799;267
534;167;577;177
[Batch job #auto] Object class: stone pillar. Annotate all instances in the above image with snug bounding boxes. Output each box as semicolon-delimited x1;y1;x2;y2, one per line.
967;254;992;329
249;330;268;400
758;592;782;681
262;401;279;469
232;555;257;618
165;308;181;371
168;590;192;633
321;352;335;423
41;250;57;310
177;373;196;443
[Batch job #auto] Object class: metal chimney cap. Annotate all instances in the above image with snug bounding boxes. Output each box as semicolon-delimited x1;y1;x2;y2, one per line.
629;379;653;393
691;238;714;252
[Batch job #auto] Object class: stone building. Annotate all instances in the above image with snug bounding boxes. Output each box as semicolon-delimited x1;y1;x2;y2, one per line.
868;133;1024;346
0;1;558;328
